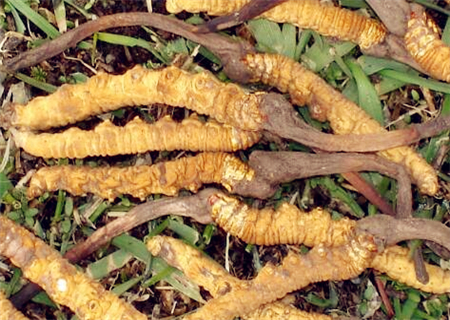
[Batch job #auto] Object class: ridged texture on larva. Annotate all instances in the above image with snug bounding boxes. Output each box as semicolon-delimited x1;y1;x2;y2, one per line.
184;234;377;320
12;116;261;159
2;65;264;131
244;53;438;196
405;11;450;82
166;0;386;49
148;235;333;320
0;291;30;320
371;245;450;294
246;303;332;320
27;153;255;200
209;193;356;247
0;216;146;320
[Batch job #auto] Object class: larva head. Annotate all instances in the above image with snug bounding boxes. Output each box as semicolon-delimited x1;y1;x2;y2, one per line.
207;192;244;222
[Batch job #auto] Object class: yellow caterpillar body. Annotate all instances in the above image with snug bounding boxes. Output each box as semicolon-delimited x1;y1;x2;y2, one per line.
148;235;332;320
0;216;147;320
166;0;386;49
184;234;377;320
2;65;264;131
27;153;255;200
405;10;450;82
244;53;438;196
209;192;356;247
371;245;450;294
13;116;261;159
0;291;29;320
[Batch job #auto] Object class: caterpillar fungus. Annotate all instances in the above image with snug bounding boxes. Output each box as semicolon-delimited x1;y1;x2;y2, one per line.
0;216;147;320
405;9;450;83
27;152;255;200
147;235;332;320
0;291;30;320
182;234;377;320
166;0;387;49
371;245;450;294
208;192;356;247
12;115;261;159
1;65;264;132
243;53;438;196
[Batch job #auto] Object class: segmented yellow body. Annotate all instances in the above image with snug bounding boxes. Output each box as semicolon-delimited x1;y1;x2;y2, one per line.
244;53;438;196
371;245;450;294
27;153;255;200
405;11;450;82
0;216;147;320
148;235;332;320
166;0;386;49
184;234;377;320
0;291;29;320
2;65;264;131
209;193;356;247
13;116;261;159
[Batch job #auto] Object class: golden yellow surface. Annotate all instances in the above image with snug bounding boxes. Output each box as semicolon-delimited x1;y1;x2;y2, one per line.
166;0;386;49
27;153;255;200
209;193;356;246
372;245;450;294
244;53;438;196
8;65;264;131
0;291;29;320
0;216;146;320
148;235;332;320
405;11;450;83
184;234;377;320
13;115;261;159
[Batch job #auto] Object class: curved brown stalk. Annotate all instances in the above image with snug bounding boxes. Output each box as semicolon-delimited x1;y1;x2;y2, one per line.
259;93;450;153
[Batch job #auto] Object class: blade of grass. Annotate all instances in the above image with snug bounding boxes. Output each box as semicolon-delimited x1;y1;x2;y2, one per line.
346;58;384;124
295;29;312;61
358;55;412;75
6;1;26;34
6;0;60;38
96;32;167;64
310;176;365;218
167;218;201;246
339;0;368;8
379;69;450;94
411;0;450;16
112;276;143;296
53;0;67;33
86;249;133;280
14;73;57;93
0;172;13;199
111;234;203;302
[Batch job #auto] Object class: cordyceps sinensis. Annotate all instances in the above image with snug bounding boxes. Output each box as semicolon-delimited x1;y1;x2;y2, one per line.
27;152;255;200
165;0;387;49
405;4;450;83
12;115;261;159
0;65;264;132
147;235;334;320
0;216;147;320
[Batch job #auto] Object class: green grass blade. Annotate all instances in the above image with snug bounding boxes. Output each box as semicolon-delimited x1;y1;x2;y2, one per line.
7;2;26;34
411;0;450;16
281;23;297;59
295;30;312;61
0;172;13;199
111;234;203;302
248;19;283;55
167;218;201;245
86;249;133;280
112;276;143;296
14;73;57;93
357;55;412;75
7;0;60;38
379;70;450;94
96;32;167;64
346;59;384;124
339;0;368;8
53;0;67;33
